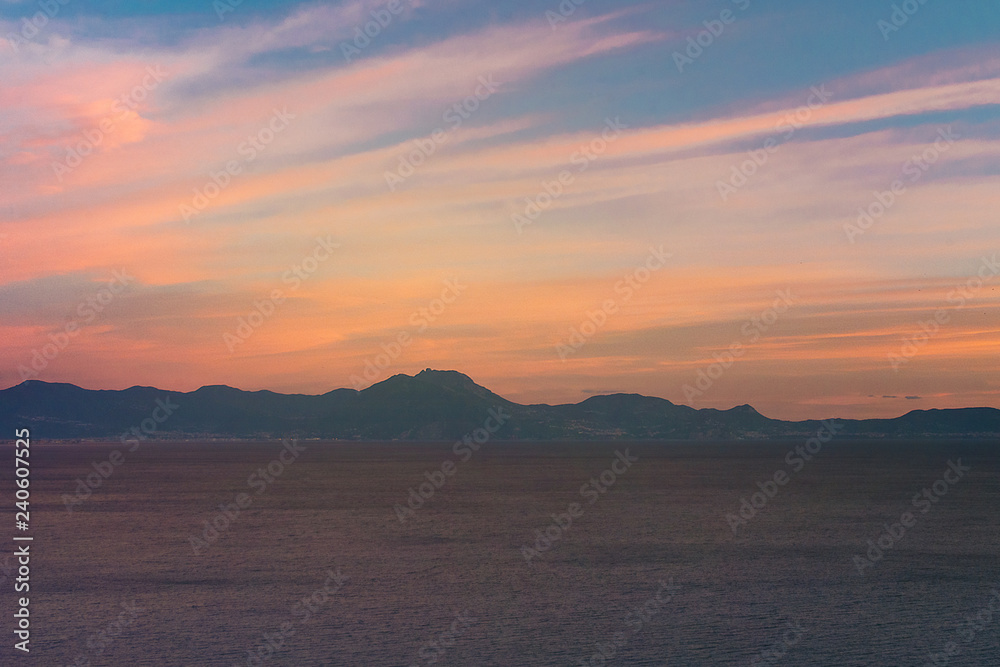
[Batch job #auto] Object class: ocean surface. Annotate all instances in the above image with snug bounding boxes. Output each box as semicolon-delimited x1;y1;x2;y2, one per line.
2;440;999;666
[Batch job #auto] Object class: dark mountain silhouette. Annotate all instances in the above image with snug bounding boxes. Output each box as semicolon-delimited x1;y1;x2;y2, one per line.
2;369;998;440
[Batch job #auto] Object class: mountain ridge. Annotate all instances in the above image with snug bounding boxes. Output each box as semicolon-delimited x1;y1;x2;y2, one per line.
2;371;998;440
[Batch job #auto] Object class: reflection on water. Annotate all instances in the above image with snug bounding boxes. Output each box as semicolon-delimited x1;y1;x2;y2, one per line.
8;440;1000;666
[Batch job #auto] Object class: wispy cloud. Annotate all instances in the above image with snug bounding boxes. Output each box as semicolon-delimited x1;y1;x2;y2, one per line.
1;2;998;418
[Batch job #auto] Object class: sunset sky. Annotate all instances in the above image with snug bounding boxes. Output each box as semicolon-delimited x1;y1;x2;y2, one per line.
1;0;999;420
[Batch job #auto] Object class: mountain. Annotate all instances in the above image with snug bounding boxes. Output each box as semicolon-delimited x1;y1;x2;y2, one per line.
1;369;998;440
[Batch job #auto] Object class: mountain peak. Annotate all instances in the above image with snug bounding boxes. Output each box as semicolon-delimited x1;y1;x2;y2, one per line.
193;384;241;393
415;368;476;384
361;369;512;405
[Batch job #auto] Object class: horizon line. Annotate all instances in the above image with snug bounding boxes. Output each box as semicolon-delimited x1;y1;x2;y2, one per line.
6;371;997;424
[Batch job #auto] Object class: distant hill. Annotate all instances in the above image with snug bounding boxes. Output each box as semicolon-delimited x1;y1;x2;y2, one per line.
2;369;998;440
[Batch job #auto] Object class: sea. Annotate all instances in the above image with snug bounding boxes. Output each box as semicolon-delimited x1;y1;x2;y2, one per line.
2;440;998;666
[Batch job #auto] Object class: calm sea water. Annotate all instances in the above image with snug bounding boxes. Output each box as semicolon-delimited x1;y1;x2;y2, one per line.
2;440;999;666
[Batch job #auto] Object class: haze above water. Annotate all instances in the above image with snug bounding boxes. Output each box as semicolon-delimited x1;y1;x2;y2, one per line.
5;441;999;666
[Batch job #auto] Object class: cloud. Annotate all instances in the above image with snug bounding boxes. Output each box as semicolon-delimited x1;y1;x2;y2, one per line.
0;6;998;419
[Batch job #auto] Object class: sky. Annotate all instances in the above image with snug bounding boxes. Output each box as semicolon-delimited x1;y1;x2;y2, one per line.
1;0;999;420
